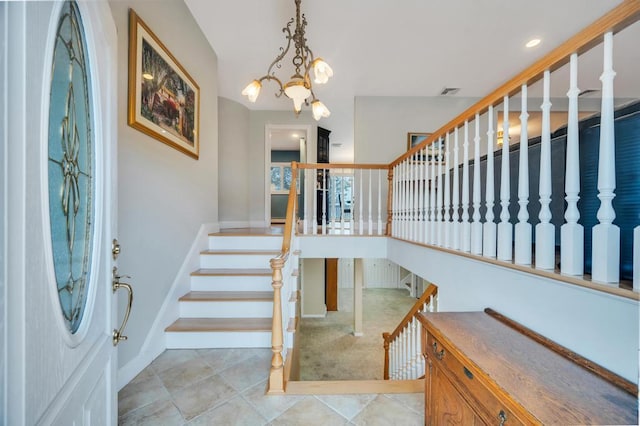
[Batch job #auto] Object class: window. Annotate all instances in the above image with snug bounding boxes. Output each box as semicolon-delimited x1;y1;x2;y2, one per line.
271;163;297;194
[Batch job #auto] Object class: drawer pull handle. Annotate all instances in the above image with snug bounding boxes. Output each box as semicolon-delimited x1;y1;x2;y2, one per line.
463;366;473;380
432;342;445;360
498;410;507;425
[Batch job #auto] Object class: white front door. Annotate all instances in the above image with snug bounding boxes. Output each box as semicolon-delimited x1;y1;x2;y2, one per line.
3;1;119;424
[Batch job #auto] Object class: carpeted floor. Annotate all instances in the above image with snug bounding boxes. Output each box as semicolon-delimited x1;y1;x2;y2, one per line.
298;288;416;381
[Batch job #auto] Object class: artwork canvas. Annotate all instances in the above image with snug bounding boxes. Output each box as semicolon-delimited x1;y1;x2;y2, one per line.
128;9;199;159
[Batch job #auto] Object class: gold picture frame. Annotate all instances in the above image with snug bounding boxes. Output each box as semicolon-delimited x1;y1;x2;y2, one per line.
128;9;200;159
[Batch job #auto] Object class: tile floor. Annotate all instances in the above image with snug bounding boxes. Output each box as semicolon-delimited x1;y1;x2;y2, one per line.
118;347;424;425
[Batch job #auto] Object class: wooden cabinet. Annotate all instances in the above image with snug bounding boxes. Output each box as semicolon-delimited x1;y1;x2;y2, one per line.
418;312;637;426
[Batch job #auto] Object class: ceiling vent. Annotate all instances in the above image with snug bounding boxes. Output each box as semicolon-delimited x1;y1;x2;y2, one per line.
578;89;600;97
440;87;460;96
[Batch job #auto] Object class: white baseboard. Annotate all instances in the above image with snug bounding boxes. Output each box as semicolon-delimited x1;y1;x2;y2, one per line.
117;222;219;390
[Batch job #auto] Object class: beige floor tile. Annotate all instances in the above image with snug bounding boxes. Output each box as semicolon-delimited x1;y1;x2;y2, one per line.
118;397;183;426
151;349;200;374
270;396;349;426
197;347;255;371
351;395;423;425
315;394;377;421
241;380;304;422
186;396;268;426
384;392;425;415
171;374;237;421
118;371;170;417
219;354;270;392
157;357;216;393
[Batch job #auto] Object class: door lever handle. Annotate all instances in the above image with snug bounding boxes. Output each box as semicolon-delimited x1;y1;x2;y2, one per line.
112;267;133;346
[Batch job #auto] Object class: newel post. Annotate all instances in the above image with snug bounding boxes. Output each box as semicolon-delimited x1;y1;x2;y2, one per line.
382;332;390;380
386;167;394;236
267;257;285;394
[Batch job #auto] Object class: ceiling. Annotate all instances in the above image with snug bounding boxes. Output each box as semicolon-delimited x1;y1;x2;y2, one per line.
185;0;638;158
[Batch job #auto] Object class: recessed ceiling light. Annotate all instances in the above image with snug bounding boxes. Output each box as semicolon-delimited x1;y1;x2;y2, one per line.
526;38;541;48
291;133;299;138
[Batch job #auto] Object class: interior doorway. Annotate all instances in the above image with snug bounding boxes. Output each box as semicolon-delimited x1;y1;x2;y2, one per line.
264;124;311;225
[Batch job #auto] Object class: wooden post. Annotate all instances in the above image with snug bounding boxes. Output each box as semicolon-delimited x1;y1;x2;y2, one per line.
382;332;390;380
267;257;285;394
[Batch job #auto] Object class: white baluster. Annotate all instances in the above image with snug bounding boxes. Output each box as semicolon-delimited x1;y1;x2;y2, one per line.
417;153;424;243
452;127;461;250
340;175;345;232
471;115;483;254
312;169;318;235
411;318;418;378
515;84;531;265
437;137;444;246
461;121;471;252
393;166;399;237
368;169;373;234
561;53;584;275
484;106;497;257
349;175;355;233
497;96;513;261
410;158;416;241
390;340;396;379
444;133;452;248
358;169;363;235
430;142;437;245
634;226;639;291
391;167;396;237
330;175;336;231
377;169;383;235
424;149;430;244
304;168;310;234
401;161;407;239
536;71;555;270
322;168;327;235
592;31;619;284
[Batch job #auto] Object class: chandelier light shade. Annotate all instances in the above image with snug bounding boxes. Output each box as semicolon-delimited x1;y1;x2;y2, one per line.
241;0;332;120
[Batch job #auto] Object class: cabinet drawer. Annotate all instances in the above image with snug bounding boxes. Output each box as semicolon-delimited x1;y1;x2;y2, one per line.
427;334;527;426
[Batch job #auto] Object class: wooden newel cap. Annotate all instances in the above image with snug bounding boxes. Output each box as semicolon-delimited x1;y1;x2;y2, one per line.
270;257;286;269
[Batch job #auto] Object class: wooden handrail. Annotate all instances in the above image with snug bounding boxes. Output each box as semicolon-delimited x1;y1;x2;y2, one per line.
279;162;298;256
383;284;438;379
297;163;389;170
390;0;640;167
385;284;438;343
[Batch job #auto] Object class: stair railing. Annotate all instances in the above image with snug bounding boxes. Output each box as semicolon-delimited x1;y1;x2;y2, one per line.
388;1;640;291
297;163;390;236
383;284;438;380
267;162;299;394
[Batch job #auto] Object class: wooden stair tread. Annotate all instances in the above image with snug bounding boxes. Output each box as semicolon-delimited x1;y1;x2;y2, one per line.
191;268;272;276
180;291;273;302
200;249;280;255
165;317;272;332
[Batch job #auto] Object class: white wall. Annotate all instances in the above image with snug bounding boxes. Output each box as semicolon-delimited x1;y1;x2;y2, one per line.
109;0;218;369
218;97;250;225
354;96;479;163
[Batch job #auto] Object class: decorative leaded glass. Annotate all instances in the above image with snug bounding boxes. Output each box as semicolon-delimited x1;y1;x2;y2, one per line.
48;1;95;334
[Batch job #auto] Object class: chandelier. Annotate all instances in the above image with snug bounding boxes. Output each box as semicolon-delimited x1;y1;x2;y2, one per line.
241;0;332;120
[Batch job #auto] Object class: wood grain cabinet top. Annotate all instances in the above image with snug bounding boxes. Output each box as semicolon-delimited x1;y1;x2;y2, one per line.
418;312;638;425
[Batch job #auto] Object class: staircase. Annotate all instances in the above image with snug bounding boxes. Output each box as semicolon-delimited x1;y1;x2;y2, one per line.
165;230;283;348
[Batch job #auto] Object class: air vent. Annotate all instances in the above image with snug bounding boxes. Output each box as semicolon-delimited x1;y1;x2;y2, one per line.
440;87;460;96
578;89;600;97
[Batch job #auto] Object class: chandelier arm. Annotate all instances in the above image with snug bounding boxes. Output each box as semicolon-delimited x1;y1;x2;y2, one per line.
257;75;285;98
266;19;294;77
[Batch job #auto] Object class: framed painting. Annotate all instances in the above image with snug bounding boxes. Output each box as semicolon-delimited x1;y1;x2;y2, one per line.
407;132;431;151
128;9;200;159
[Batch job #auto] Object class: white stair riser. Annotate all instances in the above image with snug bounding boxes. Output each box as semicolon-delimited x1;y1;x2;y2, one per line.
208;236;282;251
179;301;273;318
190;275;273;292
200;254;275;269
166;331;272;349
